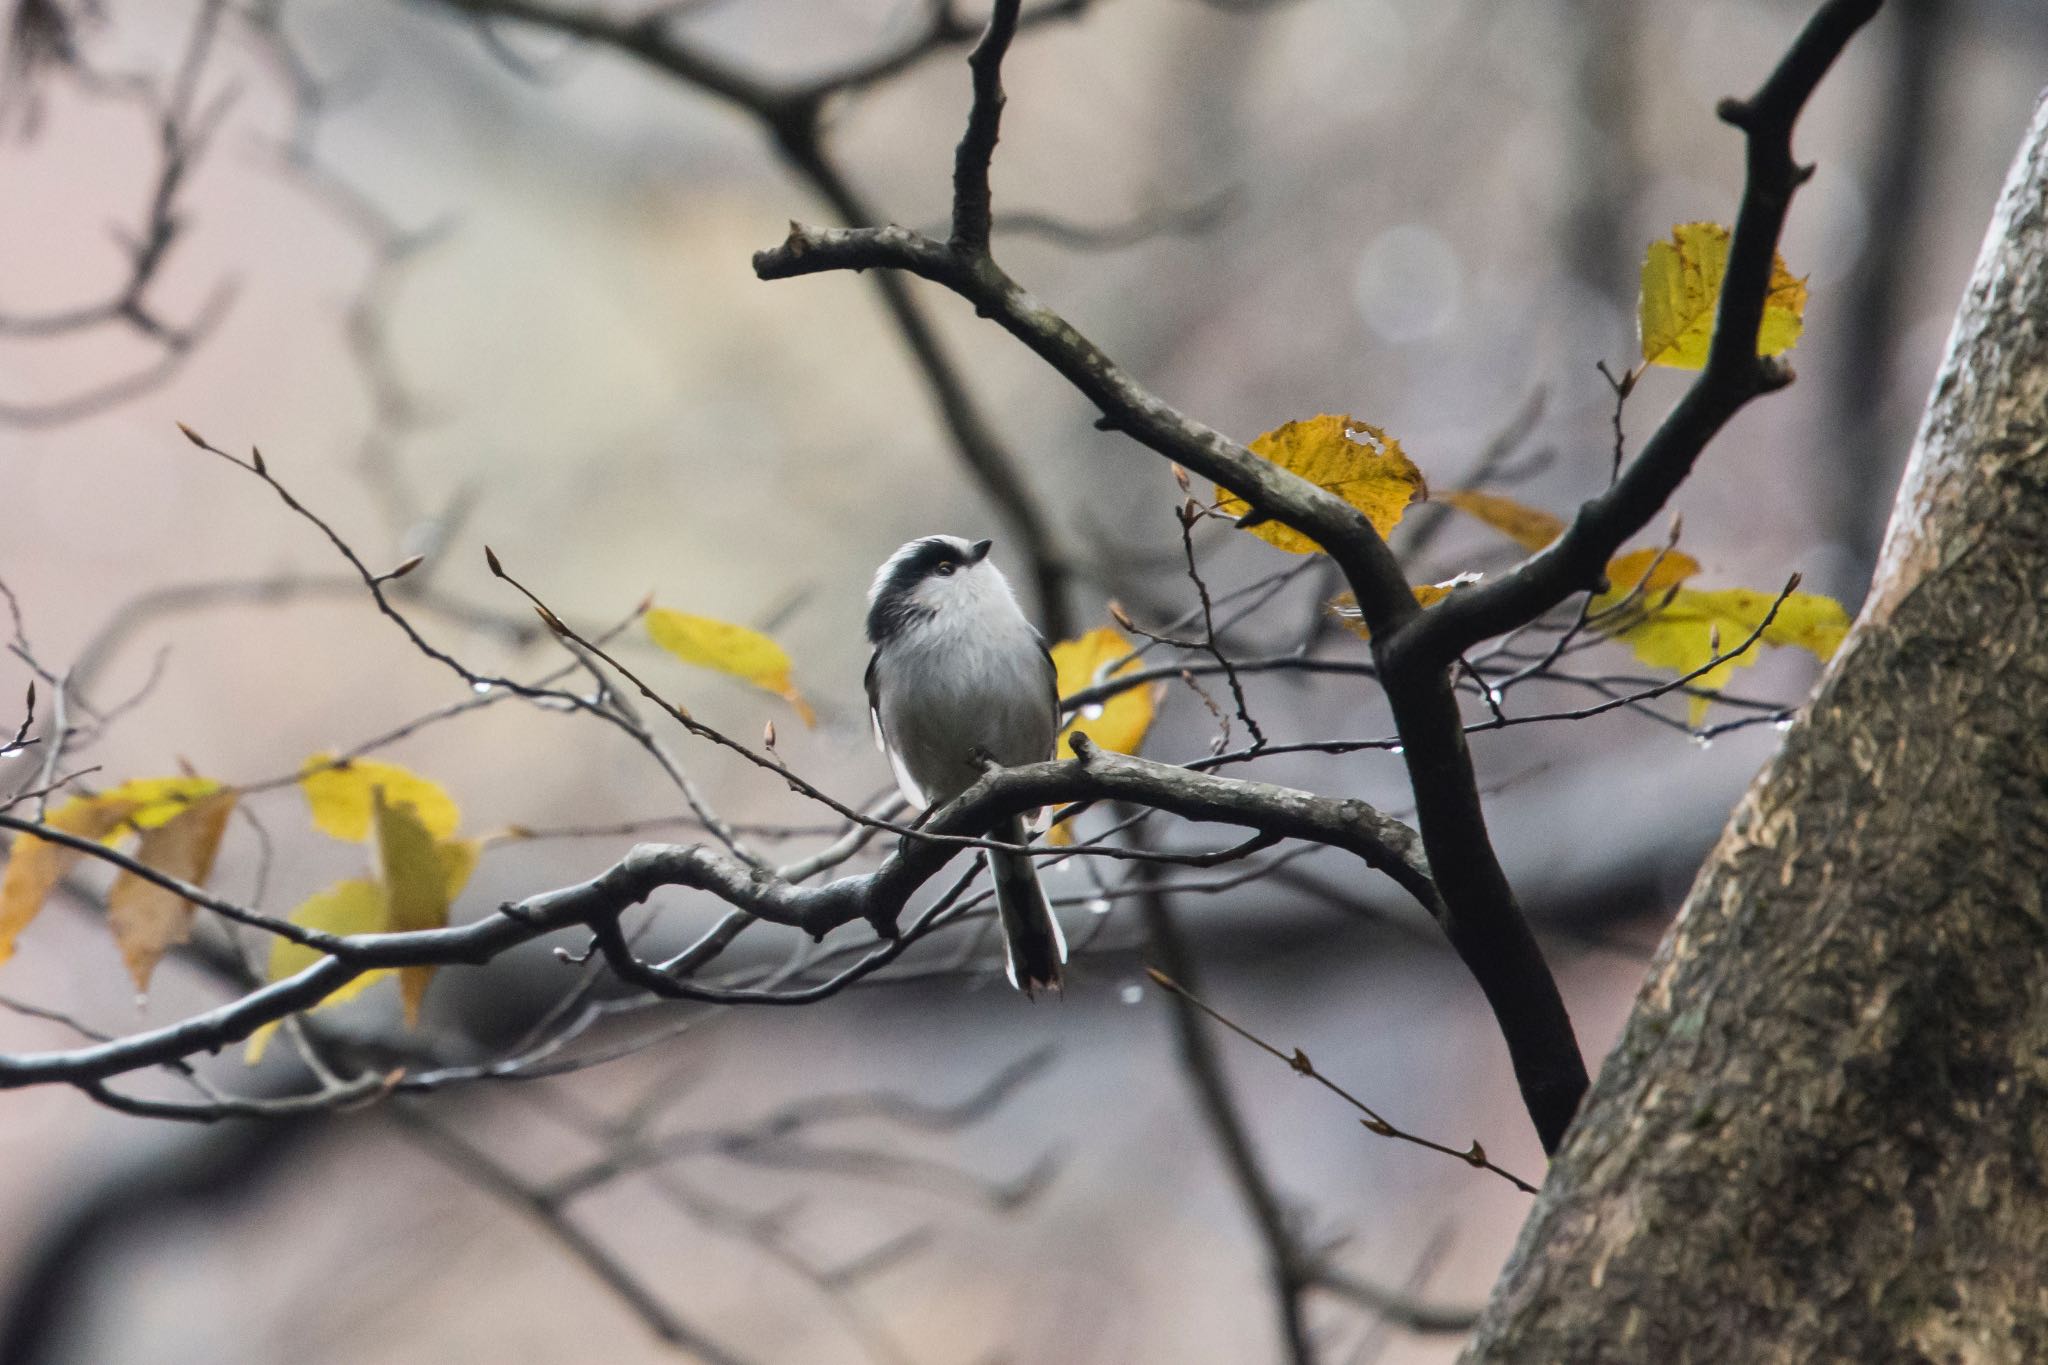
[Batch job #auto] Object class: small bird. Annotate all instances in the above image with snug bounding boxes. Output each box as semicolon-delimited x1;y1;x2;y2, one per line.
865;535;1066;993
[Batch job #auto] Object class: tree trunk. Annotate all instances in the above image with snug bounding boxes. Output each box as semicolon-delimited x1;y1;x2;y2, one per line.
1466;93;2048;1364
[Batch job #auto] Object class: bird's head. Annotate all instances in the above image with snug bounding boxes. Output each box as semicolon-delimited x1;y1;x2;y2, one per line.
866;535;1009;645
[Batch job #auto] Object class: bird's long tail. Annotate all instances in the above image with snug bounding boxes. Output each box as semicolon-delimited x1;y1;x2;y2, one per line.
990;814;1065;995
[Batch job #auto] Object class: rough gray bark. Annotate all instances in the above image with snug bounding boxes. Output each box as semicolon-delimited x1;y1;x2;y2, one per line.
1466;92;2048;1364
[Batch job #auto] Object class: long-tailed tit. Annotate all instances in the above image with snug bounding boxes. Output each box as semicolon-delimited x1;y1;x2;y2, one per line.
865;535;1067;993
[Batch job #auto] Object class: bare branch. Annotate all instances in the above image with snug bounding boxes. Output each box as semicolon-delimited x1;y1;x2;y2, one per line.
950;0;1022;255
0;742;1432;1090
0;682;34;758
1147;970;1538;1194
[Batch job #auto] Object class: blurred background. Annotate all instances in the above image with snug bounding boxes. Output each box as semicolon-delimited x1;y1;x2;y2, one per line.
1;0;2043;1361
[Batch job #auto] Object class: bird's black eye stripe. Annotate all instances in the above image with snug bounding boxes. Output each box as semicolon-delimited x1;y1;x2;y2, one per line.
891;537;966;585
867;537;975;644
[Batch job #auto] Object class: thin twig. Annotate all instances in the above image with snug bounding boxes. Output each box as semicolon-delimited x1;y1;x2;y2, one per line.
1146;969;1538;1194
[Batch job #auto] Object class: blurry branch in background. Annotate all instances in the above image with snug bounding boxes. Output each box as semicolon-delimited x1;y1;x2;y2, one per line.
1391;387;1553;570
1561;0;1643;304
0;1090;318;1365
410;0;1108;636
1822;0;1947;591
3;0;473;578
392;1102;761;1365
1141;873;1315;1365
974;184;1239;252
242;0;463;542
0;0;239;427
64;574;548;703
0;0;85;132
535;1047;1059;1210
391;1054;1061;1364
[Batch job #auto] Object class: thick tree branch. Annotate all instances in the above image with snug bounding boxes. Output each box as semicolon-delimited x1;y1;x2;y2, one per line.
0;744;1433;1090
753;225;1414;615
949;0;1022;255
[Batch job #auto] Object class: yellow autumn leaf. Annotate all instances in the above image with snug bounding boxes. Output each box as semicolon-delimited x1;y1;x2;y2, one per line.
1042;626;1158;847
1413;583;1453;609
247;878;391;1064
1327;583;1455;641
0;794;142;963
373;791;452;1027
1051;626;1157;759
95;776;225;831
300;755;460;843
1589;546;1703;616
244;832;479;1064
1610;587;1850;723
107;789;238;993
438;838;481;901
646;607;815;725
1639;222;1808;370
1441;491;1564;553
1441;494;1704;614
1218;414;1426;555
1435;489;1844;720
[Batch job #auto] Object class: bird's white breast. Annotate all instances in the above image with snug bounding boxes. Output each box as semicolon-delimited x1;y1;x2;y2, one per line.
873;603;1055;807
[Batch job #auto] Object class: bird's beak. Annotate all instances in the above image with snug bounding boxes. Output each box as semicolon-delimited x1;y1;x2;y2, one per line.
969;538;994;562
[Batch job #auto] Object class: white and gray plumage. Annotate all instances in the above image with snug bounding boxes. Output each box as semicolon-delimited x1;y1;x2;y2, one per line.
865;534;1067;994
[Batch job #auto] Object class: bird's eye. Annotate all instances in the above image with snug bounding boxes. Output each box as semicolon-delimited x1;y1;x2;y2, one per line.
935;563;956;577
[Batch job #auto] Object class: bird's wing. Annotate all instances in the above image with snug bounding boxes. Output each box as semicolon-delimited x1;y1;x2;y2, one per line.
866;652;928;808
864;652;885;752
1037;633;1062;747
1026;634;1062;835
